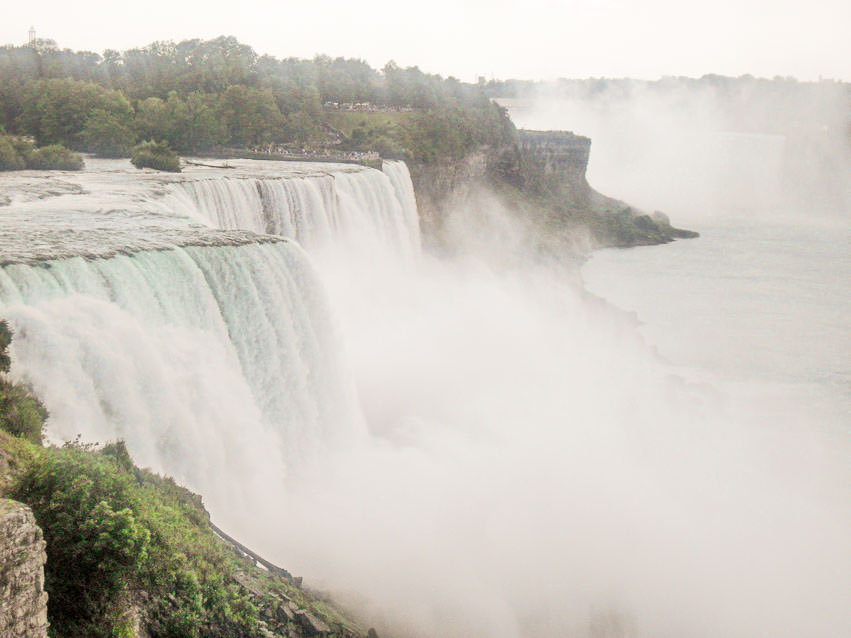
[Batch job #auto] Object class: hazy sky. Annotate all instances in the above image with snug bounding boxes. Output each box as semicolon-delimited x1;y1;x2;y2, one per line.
3;0;849;81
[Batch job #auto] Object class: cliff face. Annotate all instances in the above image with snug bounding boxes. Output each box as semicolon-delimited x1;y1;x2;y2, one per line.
517;130;591;193
407;128;696;253
408;150;490;237
0;499;49;638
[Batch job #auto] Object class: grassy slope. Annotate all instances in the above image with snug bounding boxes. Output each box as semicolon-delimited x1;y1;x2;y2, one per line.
0;432;365;638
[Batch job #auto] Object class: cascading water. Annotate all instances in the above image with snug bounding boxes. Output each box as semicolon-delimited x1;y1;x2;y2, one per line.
162;160;421;260
0;240;363;532
1;157;847;638
0;157;417;536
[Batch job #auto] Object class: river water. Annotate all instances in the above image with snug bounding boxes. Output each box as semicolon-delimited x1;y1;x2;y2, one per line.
583;217;850;432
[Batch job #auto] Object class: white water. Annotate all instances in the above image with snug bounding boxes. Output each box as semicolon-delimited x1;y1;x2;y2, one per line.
164;160;421;261
0;242;362;531
267;213;849;638
1;157;848;637
0;158;418;535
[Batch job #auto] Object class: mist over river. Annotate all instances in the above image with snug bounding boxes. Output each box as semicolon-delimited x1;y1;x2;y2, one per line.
1;153;848;637
584;218;850;429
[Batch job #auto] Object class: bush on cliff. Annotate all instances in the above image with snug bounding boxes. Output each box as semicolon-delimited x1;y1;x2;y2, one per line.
0;320;11;373
0;322;256;636
0;321;47;445
0;382;47;445
11;440;260;637
131;139;181;172
0;316;366;638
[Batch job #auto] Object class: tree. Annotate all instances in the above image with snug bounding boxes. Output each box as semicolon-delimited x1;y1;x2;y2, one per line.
22;78;133;149
133;96;173;144
218;85;283;147
81;108;136;157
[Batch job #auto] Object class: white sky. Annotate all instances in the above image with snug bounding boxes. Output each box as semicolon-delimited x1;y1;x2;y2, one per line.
2;0;849;82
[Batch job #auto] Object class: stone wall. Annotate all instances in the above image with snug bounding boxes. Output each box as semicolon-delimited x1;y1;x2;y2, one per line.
0;499;49;638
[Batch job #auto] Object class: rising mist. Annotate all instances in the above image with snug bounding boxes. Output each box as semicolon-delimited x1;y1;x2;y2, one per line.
498;77;850;224
255;193;849;638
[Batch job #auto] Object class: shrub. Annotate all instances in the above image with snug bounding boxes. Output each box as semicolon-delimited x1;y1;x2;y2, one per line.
0;320;11;373
12;442;150;636
0;135;26;170
25;143;84;170
11;441;260;637
0;320;47;445
0;380;47;445
0;135;84;171
130;139;181;172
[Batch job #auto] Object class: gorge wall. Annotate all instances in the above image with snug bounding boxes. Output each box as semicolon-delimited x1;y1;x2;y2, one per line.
407;128;696;252
517;129;592;194
0;499;49;638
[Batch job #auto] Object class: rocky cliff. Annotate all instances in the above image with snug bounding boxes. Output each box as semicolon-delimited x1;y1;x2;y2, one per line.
407;128;696;254
517;129;591;193
0;499;49;638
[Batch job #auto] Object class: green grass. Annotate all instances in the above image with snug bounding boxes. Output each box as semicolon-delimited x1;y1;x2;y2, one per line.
324;111;414;138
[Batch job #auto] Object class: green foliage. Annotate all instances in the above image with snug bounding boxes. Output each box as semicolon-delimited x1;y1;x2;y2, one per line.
11;441;261;637
0;321;10;374
283;111;320;147
0;381;47;445
81;108;136;157
0;318;360;637
0;134;26;169
0;37;517;162
0;134;84;171
21;77;133;149
0;320;47;445
25;143;85;170
12;442;150;636
218;85;283;147
131;139;181;172
134;92;226;153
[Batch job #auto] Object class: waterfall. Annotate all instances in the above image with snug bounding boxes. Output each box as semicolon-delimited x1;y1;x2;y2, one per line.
164;161;421;259
0;157;421;526
1;156;847;637
0;241;364;529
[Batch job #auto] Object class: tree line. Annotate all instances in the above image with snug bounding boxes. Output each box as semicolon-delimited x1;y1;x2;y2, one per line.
0;36;516;162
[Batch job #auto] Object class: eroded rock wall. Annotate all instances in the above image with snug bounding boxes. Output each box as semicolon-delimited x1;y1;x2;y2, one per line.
518;130;591;195
0;499;49;638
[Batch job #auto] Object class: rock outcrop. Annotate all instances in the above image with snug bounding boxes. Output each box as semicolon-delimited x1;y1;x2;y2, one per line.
517;129;592;193
0;499;49;638
406;130;697;254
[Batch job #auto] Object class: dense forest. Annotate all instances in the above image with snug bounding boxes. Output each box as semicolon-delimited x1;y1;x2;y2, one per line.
0;36;515;164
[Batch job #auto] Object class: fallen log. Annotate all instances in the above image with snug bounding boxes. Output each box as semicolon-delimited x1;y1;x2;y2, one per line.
184;160;235;169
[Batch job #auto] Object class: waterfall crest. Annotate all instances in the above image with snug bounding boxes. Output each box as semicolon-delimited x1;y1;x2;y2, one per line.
164;161;421;259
